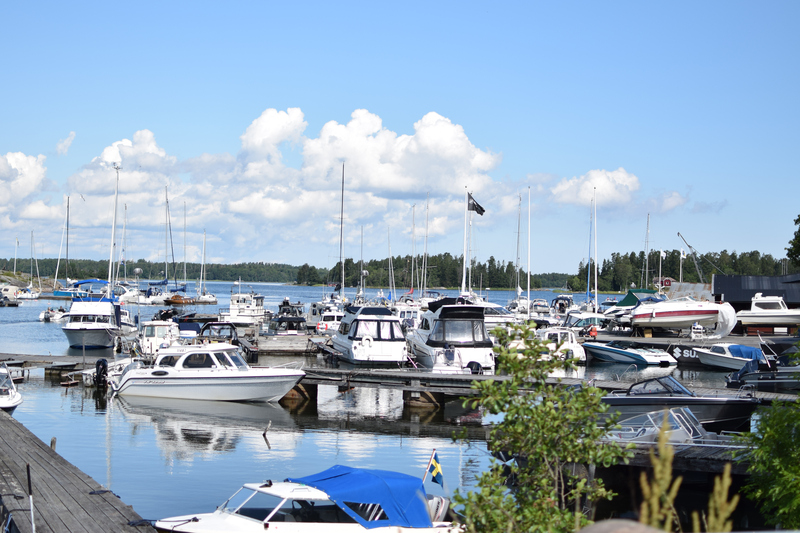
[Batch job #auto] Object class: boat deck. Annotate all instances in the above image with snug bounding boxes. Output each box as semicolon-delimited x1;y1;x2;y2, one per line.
0;410;155;533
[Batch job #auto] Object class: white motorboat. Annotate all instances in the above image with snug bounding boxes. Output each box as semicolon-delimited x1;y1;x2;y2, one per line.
307;297;345;335
630;296;721;329
109;343;305;402
218;282;271;327
582;340;677;366
406;299;494;375
38;305;69;322
61;299;137;349
561;312;607;336
154;465;458;532
136;319;183;358
533;327;587;363
0;363;23;414
331;306;408;365
694;343;765;371
736;293;800;326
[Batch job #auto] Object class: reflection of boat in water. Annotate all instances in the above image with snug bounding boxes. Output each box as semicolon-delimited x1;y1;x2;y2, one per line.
155;465;457;532
114;396;298;461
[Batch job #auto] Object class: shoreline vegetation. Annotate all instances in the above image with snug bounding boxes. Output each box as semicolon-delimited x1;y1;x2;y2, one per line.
1;247;796;293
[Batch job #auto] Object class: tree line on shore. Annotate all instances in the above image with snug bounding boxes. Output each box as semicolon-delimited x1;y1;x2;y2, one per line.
1;247;796;291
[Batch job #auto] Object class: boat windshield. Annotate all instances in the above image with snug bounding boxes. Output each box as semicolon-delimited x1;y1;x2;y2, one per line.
220;487;356;524
627;377;693;396
430;319;488;344
351;320;404;341
219;349;249;369
0;371;14;395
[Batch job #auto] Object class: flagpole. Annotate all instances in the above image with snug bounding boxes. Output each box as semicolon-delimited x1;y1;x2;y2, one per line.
422;449;436;483
461;189;468;295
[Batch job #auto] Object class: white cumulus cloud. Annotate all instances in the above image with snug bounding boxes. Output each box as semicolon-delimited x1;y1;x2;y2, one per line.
550;167;640;207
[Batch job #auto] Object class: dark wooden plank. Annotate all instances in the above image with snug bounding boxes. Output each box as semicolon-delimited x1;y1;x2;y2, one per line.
0;412;155;533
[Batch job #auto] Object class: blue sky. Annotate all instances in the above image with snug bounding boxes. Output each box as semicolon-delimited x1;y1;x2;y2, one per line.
1;1;798;277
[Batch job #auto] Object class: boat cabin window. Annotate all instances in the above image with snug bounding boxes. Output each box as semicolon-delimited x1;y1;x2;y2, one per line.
711;345;727;354
181;353;216;369
754;301;783;310
221;350;248;369
350;320;404;341
157;355;181;367
430;319;488;344
420;318;431;330
144;325;169;338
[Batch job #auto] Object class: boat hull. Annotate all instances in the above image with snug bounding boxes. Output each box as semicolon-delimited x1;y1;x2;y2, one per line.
62;327;115;349
114;371;305;402
583;343;676;366
696;351;751;371
630;310;718;329
736;311;800;326
601;397;758;432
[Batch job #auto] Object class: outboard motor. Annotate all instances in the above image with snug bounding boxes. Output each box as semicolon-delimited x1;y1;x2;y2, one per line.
94;358;108;389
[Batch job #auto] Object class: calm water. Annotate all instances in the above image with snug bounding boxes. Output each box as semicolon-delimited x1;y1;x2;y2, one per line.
1;283;732;521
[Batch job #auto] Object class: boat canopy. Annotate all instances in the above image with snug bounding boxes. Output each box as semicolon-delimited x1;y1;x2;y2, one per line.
728;345;764;361
72;278;108;287
287;465;433;529
614;289;662;308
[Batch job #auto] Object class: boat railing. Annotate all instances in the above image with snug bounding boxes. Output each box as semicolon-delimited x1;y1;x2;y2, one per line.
614;364;639;381
266;361;305;371
733;384;757;399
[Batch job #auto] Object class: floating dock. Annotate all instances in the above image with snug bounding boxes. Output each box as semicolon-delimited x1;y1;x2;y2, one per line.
0;411;155;533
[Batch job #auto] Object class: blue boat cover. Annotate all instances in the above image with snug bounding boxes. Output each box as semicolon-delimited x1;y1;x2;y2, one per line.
72;278;108;286
287;466;433;529
729;345;763;360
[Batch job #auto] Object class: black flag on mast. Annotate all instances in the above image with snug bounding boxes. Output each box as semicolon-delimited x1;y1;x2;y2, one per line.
467;193;485;216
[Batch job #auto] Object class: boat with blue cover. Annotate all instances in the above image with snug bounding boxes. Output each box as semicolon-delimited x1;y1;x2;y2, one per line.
154;465;459;532
694;343;765;371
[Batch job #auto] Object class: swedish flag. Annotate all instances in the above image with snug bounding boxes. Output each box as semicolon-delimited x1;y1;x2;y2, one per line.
428;453;444;486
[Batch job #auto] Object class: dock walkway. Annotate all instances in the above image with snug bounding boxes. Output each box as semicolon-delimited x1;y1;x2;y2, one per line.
0;411;155;533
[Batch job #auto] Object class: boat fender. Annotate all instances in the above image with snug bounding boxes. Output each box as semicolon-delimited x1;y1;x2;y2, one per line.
362;335;373;348
94;359;108;389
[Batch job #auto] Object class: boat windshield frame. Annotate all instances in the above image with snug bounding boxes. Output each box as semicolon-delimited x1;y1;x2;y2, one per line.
627;376;694;397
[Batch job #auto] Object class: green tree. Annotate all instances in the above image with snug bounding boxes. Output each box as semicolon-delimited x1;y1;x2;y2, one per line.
452;324;630;533
737;397;800;528
788;214;800;267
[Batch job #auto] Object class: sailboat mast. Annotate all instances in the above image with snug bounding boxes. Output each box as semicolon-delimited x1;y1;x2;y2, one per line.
107;163;121;297
54;198;68;289
410;204;416;294
515;194;521;292
586;196;592;304
339;164;345;301
527;186;531;321
593;187;598;313
423;194;429;295
65;196;70;281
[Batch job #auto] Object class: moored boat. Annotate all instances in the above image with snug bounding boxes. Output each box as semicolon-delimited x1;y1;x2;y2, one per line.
331;306;408;366
694;343;765;371
110;343;305;401
600;375;759;432
736;293;800;326
582;340;677;366
630;297;721;329
154;465;458;532
0;363;23;414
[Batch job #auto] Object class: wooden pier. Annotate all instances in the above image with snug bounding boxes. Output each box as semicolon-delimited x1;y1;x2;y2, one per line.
0;411;155;533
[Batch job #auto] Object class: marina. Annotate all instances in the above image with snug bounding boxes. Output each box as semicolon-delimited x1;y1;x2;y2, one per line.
0;281;798;530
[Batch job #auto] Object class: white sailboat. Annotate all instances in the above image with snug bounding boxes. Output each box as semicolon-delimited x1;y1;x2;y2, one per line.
16;231;42;300
196;230;217;304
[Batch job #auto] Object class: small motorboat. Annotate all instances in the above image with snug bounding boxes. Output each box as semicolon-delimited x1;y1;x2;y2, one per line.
0;363;23;414
582;340;677;366
154;465;458;532
509;327;586;364
109;343;305;402
694;343;765;371
630;297;722;329
38;305;68;322
736;293;800;326
600;375;759;432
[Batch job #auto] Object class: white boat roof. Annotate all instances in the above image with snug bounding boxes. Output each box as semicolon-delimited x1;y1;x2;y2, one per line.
242;481;330;500
157;343;238;355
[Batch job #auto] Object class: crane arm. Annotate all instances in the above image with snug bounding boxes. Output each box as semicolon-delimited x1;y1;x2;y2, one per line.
677;232;705;283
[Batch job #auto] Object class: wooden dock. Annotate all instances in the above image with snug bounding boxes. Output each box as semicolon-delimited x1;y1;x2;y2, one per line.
0;411;155;533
